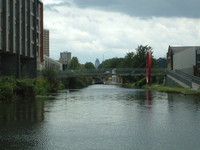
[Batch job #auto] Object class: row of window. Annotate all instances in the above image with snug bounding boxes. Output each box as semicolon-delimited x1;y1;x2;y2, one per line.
0;0;42;58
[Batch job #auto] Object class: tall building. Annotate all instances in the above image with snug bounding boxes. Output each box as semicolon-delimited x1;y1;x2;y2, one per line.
59;51;71;64
43;29;49;57
59;51;71;70
0;0;43;78
95;58;100;68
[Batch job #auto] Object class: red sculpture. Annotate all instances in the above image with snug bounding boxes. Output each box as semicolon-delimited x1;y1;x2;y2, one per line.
146;50;152;84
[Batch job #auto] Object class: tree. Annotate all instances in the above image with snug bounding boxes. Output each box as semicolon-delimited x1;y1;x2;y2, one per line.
84;62;95;69
123;45;153;68
98;57;124;68
134;45;152;68
68;57;80;70
124;52;135;68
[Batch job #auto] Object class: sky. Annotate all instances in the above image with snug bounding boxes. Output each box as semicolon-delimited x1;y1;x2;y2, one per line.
42;0;200;64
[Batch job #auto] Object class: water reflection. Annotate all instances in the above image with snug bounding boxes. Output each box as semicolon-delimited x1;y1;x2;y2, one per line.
0;99;44;123
0;85;200;150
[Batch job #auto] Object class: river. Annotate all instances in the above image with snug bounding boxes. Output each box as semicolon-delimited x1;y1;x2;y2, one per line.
0;84;200;150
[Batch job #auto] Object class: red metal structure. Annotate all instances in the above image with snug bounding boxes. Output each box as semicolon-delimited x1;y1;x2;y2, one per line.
146;50;152;84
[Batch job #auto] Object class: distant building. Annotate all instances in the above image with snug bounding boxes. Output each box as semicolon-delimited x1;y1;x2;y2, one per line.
156;58;167;68
95;58;100;68
44;55;62;71
59;51;71;70
167;46;200;76
0;0;43;78
43;29;50;57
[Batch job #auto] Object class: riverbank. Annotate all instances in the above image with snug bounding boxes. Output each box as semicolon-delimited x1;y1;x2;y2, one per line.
0;70;93;101
144;84;200;95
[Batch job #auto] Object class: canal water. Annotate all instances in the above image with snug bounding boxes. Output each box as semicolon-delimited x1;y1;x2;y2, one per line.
0;85;200;150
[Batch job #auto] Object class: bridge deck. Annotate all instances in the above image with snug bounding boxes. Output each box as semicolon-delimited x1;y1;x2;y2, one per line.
57;68;166;78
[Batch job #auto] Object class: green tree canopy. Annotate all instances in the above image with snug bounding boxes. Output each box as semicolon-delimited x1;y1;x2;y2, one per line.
84;62;95;69
68;57;81;70
98;57;124;68
124;45;153;68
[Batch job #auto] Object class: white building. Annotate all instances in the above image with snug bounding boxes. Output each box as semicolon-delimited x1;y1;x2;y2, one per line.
44;55;62;71
167;46;200;76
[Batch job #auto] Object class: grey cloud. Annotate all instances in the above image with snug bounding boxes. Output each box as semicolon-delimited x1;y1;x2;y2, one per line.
71;0;200;18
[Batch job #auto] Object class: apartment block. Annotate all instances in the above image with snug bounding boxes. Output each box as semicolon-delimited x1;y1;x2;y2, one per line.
59;51;71;70
0;0;43;78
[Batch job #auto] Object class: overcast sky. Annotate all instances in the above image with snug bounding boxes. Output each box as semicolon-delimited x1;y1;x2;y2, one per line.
42;0;200;64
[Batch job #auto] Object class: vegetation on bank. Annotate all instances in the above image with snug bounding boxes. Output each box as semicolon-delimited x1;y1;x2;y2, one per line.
144;84;200;95
0;69;64;101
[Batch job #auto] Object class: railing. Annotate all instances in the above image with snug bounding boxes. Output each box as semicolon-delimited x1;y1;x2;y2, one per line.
175;70;200;85
167;70;192;88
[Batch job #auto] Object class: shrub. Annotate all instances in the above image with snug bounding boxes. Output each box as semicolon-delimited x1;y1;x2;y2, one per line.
0;77;17;101
134;77;146;88
35;77;51;95
15;79;35;99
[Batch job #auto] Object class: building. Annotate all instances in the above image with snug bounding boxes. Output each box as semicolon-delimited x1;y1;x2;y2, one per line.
44;55;62;71
0;0;43;78
95;58;100;68
43;29;49;57
156;58;167;68
59;51;71;70
167;46;200;76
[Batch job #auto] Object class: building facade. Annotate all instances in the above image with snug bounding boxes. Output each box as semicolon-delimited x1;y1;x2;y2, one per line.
0;0;43;78
167;46;200;76
59;51;71;70
43;29;49;56
44;55;62;71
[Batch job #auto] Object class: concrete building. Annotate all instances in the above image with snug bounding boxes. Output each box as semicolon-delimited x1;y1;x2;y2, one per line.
43;29;49;57
0;0;43;78
44;55;62;71
59;51;71;70
167;46;200;76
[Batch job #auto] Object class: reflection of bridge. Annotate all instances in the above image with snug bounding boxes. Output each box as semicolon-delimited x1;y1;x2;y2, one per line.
57;68;166;78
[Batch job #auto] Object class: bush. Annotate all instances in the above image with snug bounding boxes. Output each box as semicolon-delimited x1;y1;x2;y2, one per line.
0;77;17;101
134;77;146;88
15;79;35;99
35;77;51;95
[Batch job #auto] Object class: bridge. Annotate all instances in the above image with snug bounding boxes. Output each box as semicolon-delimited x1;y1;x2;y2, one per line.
57;68;166;78
57;68;200;89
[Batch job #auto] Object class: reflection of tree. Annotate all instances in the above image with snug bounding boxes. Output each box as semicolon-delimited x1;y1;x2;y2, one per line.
0;99;44;123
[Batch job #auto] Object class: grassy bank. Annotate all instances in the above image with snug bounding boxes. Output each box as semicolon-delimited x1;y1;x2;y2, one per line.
144;84;200;95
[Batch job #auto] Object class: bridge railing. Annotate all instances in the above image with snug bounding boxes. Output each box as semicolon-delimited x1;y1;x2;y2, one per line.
167;70;192;88
57;68;167;78
175;69;200;85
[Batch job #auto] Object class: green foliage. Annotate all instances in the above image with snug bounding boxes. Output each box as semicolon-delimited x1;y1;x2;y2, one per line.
15;79;35;100
0;77;17;101
145;85;200;95
98;57;124;68
84;62;95;69
134;77;146;88
0;77;36;101
35;77;51;95
68;57;81;70
42;69;60;92
62;77;93;89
